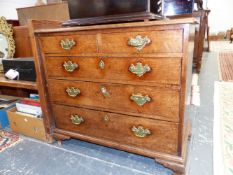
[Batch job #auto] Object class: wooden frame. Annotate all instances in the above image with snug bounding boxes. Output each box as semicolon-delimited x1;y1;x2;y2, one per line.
0;16;15;72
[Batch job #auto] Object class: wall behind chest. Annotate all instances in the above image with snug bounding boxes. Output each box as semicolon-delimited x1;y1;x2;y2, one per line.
0;0;46;19
207;0;233;34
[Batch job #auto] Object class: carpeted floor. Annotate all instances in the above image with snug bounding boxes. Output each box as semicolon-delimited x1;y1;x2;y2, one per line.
210;41;233;52
219;52;233;81
0;130;21;153
214;82;233;175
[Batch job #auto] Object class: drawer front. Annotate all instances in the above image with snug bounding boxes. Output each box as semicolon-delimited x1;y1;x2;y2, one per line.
45;57;181;85
48;79;180;121
39;34;97;54
53;104;179;155
99;30;183;54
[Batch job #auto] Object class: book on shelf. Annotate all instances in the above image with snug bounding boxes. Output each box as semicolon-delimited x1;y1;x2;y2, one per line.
21;98;41;107
16;102;42;118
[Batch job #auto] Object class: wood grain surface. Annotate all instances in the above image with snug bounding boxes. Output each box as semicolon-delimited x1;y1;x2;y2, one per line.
48;79;180;122
53;104;179;154
44;56;182;86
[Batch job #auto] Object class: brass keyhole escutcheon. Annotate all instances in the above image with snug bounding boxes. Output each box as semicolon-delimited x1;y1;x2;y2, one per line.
100;86;110;98
99;60;105;69
103;115;109;122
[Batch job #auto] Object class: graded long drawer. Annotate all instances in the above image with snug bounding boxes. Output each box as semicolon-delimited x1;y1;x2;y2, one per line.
47;79;180;122
53;104;179;155
45;57;181;85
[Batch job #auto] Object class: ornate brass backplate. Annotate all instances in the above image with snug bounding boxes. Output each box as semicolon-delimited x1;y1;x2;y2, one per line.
0;16;15;72
70;114;84;125
60;39;76;50
66;87;81;97
130;93;151;106
131;126;151;138
128;35;151;51
63;61;78;72
129;62;151;77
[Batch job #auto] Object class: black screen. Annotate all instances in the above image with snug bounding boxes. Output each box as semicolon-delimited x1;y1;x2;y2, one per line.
68;0;148;19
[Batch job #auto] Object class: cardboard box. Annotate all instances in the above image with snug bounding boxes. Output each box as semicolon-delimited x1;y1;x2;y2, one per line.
7;107;46;141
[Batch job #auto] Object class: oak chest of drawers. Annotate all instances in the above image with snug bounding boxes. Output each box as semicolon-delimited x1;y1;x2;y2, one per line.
30;18;195;175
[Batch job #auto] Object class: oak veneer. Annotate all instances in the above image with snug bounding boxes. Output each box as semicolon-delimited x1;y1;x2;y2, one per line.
47;79;180;122
29;18;195;175
44;57;182;86
53;104;179;155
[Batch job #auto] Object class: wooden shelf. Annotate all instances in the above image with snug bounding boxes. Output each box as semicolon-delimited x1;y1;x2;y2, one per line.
0;74;38;90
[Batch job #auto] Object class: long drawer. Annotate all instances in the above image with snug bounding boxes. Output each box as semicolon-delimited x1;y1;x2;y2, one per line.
45;57;181;85
53;104;179;155
47;79;180;122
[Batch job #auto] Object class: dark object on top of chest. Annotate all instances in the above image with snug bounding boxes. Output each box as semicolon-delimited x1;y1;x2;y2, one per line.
194;0;203;10
163;0;194;16
64;0;163;26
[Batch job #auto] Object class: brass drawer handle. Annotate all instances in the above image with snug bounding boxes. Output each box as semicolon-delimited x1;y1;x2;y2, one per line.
70;114;84;125
129;62;151;77
128;35;151;51
99;60;105;69
66;87;80;97
132;126;151;138
130;93;151;106
100;86;110;98
60;39;76;50
63;61;78;72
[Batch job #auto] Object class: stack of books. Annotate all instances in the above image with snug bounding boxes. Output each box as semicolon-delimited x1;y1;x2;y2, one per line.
15;94;42;118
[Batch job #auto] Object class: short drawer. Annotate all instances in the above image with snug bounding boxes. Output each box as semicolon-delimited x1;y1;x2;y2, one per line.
45;57;181;85
48;79;180;122
99;30;183;54
53;104;179;155
39;34;97;54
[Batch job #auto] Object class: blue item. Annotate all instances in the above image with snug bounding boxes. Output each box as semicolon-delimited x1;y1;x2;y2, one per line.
29;94;39;100
0;104;15;129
